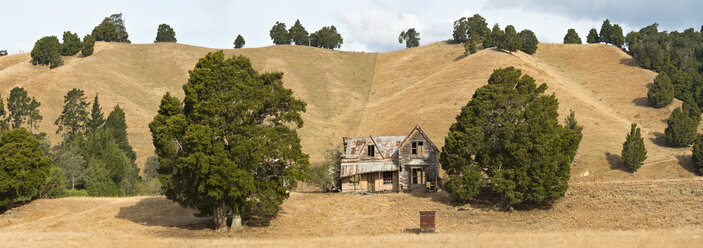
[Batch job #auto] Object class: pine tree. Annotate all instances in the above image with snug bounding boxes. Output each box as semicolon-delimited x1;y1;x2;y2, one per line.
586;28;600;43
563;28;582;44
398;28;420;48
61;31;82;56
518;29;538;54
30;36;63;68
665;107;698;147
621;123;647;172
86;94;105;130
55;88;90;139
105;105;136;163
269;21;291;45
6;87;42;131
234;35;245;49
289;19;309;45
154;24;177;43
599;19;613;44
647;73;674;107
81;34;95;57
692;134;703;175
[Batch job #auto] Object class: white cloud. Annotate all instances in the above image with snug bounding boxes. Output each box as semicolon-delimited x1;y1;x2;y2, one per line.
14;42;28;54
339;9;425;52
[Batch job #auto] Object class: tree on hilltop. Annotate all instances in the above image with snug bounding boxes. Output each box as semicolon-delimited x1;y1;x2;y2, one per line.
586;29;599;43
61;31;82;56
398;28;420;48
270;22;291;45
563;28;582;44
310;26;343;49
234;35;245;49
289;20;309;45
519;29;538;54
155;24;177;43
81;34;95;56
30;36;63;68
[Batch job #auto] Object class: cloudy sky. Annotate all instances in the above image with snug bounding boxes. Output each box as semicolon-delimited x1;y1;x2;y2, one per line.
1;0;700;54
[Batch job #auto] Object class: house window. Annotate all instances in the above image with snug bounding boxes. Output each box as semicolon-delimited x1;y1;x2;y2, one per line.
411;141;424;156
367;145;375;157
383;172;393;184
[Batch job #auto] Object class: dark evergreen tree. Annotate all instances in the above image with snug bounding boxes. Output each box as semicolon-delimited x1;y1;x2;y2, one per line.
563;28;582;44
440;67;581;208
500;25;521;53
586;28;600;43
0;128;52;207
611;24;625;48
234;34;245;49
269;21;291;45
464;39;476;56
398;28;420;48
81;34;95;57
452;17;470;43
30;36;63;68
565;110;584;150
105;105;136;163
86;94;105;130
289;19;309;45
665;107;698;147
149;51;309;231
483;24;503;48
6;87;42;132
453;14;490;43
55;88;90;139
154;24;177;43
92;13;130;43
621;123;647;172
61;31;82;56
310;26;343;49
692;134;703;175
143;155;160;181
518;29;538;54
647;73;674;107
599;19;613;44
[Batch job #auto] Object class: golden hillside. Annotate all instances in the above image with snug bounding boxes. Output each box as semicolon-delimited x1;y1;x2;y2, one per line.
0;41;696;181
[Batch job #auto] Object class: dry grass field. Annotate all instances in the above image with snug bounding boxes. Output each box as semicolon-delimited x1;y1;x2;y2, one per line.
1;178;702;247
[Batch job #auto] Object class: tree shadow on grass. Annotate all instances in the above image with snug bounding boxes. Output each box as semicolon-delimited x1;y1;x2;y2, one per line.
675;154;698;174
620;57;643;68
632;97;650;107
649;132;669;147
115;197;211;231
0;199;33;214
606;152;628;172
409;187;554;211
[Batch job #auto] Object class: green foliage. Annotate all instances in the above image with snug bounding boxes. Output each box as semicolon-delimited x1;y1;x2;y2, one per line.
0;128;52;207
53;148;86;190
453;14;490;43
621;123;647;173
234;34;245;49
150;51;309;231
586;28;600;43
41;165;65;198
81;34;95;57
55;88;90;139
77;129;134;196
92;13;130;43
398;28;420;48
61;31;82;56
611;24;625;48
307;148;342;192
596;20;625;47
518;29;538;54
565;110;584;150
647;73;674;107
131;178;162;196
483;24;503;48
6;87;42;132
599;19;613;44
499;25;521;53
692;134;703;175
143;155;159;181
665;107;699;147
563;28;582;44
289;19;309;45
440;67;580;209
61;188;89;197
105;105;137;163
310;26;343;49
30;36;63;68
269;21;291;45
464;39;476;56
86;94;105;131
154;23;177;43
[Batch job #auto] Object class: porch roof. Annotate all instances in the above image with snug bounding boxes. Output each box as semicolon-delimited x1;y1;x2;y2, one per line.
340;160;399;177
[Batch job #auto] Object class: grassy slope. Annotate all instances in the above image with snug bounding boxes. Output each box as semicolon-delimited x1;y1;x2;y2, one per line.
0;41;697;181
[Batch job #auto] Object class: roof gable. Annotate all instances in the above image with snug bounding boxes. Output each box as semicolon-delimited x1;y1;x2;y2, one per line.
399;125;439;152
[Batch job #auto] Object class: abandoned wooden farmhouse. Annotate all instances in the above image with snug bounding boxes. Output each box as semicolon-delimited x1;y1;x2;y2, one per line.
340;125;440;193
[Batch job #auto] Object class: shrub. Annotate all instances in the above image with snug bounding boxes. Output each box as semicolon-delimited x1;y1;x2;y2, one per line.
234;34;245;49
81;34;95;56
30;36;63;68
61;31;82;56
647;73;674;107
563;28;582;44
665;107;698;147
154;24;176;43
621;123;647;172
0;128;52;207
307;148;342;192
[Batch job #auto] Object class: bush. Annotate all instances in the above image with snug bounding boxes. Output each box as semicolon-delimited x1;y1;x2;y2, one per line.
586;28;600;43
310;26;343;49
307;148;342;192
30;36;63;68
665;107;698;147
61;31;82;56
0;128;52;207
692;134;703;175
647;73;674;107
563;28;582;44
621;123;647;172
131;178;162;196
234;34;245;49
518;29;538;54
154;24;176;43
61;188;90;197
81;34;95;57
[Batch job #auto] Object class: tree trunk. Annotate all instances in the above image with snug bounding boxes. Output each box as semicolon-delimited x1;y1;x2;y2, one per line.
213;205;228;232
230;213;243;231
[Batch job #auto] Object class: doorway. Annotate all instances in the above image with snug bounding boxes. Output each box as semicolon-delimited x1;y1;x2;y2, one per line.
367;174;375;192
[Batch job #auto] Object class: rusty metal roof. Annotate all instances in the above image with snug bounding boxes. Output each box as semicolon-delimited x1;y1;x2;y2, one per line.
340;160;399;177
371;136;405;158
343;137;368;159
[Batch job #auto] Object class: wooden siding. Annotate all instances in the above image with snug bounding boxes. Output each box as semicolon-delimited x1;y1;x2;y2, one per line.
341;171;398;192
398;128;439;190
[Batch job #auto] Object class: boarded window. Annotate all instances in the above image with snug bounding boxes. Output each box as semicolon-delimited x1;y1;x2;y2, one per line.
383;172;393;184
368;145;375;157
418;141;424;156
412;141;424;156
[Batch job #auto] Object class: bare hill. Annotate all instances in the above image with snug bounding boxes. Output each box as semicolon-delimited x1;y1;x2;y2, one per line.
0;41;697;181
1;179;702;247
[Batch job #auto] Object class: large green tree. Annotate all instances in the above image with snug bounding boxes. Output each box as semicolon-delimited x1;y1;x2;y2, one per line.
563;28;582;44
92;13;130;43
453;14;490;43
86;94;105;131
599;19;613;44
61;31;82;56
30;36;63;68
518;29;538;54
154;24;177;43
0;128;52;207
81;34;95;57
483;24;503;48
621;123;647;172
269;22;291;45
440;67;581;209
500;25;521;53
665;107;698;147
55;88;90;139
6;87;42;132
289;19;309;45
398;28;420;48
310;26;343;49
234;35;245;49
647;73;674;107
586;28;600;43
149;51;309;231
53;148;86;190
105;105;136;163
